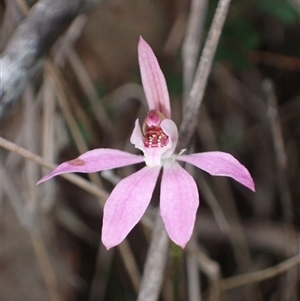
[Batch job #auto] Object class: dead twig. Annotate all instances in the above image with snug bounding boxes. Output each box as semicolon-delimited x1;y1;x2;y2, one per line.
0;136;109;201
182;0;208;102
220;254;300;291
178;0;232;150
137;214;169;301
0;0;100;120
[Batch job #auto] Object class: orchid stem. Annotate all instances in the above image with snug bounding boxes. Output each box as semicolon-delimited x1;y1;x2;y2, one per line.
138;0;232;300
137;212;169;301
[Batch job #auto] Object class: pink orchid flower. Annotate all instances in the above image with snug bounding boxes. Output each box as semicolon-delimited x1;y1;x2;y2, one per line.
37;37;255;249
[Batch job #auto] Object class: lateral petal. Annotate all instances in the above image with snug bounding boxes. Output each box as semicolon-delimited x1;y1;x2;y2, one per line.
138;36;171;118
160;160;199;248
37;149;144;184
160;119;178;159
130;119;145;150
178;151;255;191
102;165;161;249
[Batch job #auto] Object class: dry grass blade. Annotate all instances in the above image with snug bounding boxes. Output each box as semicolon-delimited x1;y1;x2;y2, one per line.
182;0;208;102
187;241;221;301
263;78;297;300
263;79;293;222
1;165;26;226
196;91;262;300
31;233;64;301
44;61;105;189
118;241;141;292
67;47;115;135
0;136;109;201
220;254;300;290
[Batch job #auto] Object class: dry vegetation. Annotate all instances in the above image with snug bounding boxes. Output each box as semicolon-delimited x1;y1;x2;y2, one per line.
1;0;299;301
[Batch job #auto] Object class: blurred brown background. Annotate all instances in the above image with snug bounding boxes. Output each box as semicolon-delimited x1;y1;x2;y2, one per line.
1;0;299;300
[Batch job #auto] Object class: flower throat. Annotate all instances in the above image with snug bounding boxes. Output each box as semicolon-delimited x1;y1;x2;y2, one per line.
142;110;169;148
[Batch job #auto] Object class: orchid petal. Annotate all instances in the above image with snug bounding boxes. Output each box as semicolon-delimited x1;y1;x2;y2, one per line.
130;119;144;150
160;160;199;248
160;119;178;159
178;151;255;191
37;149;144;184
138;36;171;118
102;165;160;249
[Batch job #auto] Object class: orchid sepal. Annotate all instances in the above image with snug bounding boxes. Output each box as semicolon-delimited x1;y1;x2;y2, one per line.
102;165;160;249
138;37;171;119
37;149;144;185
178;151;255;191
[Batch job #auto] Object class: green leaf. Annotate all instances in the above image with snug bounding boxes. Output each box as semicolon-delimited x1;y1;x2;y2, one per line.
255;0;300;24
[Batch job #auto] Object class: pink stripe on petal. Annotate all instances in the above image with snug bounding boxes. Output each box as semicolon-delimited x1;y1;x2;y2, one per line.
178;151;255;191
37;149;144;184
160;160;199;248
138;37;171;118
102;165;161;249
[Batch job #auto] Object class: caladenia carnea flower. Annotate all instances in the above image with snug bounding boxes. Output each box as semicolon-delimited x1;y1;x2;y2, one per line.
37;37;255;249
